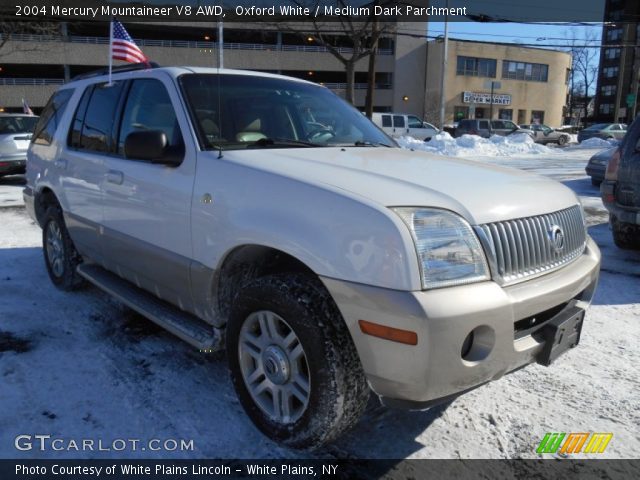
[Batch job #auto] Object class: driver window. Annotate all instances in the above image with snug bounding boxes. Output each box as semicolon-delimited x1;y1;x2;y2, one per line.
407;116;423;128
118;79;183;156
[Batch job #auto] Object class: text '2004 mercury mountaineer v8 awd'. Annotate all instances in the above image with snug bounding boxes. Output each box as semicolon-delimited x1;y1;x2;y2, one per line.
24;65;600;449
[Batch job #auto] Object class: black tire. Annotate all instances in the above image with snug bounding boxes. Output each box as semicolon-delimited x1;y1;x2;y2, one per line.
611;216;640;250
226;273;369;449
557;135;567;146
591;177;602;187
42;205;85;290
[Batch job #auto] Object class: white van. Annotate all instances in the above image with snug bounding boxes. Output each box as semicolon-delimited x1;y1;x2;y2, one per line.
371;112;440;141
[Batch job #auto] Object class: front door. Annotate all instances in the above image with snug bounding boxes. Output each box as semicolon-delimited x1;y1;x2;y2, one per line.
100;78;197;311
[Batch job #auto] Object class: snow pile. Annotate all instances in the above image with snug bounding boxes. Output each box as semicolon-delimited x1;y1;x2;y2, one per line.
576;137;620;148
396;132;555;157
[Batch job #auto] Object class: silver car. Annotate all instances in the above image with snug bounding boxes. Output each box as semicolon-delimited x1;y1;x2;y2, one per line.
577;123;627;143
520;124;571;146
0;114;39;178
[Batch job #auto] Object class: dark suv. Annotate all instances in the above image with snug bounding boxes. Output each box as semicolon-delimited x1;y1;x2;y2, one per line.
454;119;532;138
601;116;640;249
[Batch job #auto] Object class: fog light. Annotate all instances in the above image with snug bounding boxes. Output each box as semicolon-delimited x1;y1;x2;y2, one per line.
461;325;495;365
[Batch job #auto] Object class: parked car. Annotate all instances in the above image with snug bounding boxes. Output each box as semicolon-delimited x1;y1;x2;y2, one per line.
519;124;571;146
577;123;627;143
454;119;533;138
585;147;617;186
371;112;439;141
24;65;601;449
0;113;39;178
601;116;640;249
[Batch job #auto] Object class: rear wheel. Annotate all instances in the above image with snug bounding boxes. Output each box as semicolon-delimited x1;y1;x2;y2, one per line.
42;205;85;290
611;215;640;250
226;274;369;449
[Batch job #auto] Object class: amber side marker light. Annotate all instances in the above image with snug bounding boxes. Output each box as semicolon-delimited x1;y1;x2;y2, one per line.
358;320;418;345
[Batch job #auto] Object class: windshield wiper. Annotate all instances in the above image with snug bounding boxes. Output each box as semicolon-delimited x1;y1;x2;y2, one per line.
333;141;393;148
248;137;320;148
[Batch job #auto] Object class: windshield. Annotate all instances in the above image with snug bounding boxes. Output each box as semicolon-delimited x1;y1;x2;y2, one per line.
0;116;38;134
179;73;394;150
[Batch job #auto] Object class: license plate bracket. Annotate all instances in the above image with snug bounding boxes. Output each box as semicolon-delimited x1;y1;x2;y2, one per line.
537;307;585;366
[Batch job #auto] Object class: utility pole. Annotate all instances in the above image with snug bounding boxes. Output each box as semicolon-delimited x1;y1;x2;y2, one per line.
438;0;449;129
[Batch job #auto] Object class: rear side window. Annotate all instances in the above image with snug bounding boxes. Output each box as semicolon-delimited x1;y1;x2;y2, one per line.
381;115;392;127
72;82;125;153
479;120;490;129
393;115;405;128
32;89;73;146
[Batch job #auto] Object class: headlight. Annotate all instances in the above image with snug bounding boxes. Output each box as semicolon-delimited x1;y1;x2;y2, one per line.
393;208;490;290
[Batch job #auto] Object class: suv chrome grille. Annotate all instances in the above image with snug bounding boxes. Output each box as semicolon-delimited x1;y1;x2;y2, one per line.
477;205;586;285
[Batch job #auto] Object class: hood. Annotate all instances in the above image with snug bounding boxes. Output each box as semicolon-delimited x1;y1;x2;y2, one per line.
223;147;579;225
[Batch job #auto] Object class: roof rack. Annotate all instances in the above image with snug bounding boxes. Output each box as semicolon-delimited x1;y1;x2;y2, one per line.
72;62;161;81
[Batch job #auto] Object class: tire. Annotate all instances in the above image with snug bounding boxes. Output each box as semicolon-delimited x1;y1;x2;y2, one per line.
226;273;369;449
611;216;640;250
557;135;567;146
42;205;85;290
591;177;601;187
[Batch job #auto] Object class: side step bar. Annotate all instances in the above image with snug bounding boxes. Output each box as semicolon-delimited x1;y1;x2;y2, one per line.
77;264;222;351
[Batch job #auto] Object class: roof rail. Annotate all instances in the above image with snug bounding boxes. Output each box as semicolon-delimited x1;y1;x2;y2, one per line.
72;62;161;81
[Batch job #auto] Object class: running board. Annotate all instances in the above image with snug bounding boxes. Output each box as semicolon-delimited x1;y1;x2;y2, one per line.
77;264;222;351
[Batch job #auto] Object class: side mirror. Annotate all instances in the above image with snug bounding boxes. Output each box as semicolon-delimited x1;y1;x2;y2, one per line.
124;130;182;166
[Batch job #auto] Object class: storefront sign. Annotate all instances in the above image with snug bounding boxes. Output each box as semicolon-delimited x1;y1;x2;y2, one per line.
462;91;512;105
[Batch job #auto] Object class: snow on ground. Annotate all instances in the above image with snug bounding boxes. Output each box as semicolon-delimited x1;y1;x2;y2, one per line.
573;138;620;149
397;132;555;157
1;149;639;461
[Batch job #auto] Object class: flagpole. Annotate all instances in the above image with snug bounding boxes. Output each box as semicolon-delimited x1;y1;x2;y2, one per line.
108;18;114;85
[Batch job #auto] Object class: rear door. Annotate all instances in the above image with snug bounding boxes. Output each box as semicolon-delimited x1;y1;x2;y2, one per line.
392;114;408;137
61;82;126;263
100;77;197;311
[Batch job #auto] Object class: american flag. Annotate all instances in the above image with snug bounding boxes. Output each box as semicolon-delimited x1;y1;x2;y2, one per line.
110;19;148;64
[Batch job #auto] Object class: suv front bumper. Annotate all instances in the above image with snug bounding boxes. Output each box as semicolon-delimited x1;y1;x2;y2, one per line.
321;236;600;409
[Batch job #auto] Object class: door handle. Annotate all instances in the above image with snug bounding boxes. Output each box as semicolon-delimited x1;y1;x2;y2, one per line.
54;159;67;169
106;170;124;185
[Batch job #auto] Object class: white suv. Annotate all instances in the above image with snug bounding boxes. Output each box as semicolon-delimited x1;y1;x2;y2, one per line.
24;65;601;449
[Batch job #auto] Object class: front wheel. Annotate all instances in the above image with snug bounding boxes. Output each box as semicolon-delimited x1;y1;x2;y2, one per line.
557;135;567;146
42;205;84;290
226;274;369;449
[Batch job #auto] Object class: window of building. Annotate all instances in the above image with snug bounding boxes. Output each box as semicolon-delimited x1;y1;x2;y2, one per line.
517;109;527;124
530;111;545;124
456;56;497;78
603;66;619;78
601;84;617;97
604;48;621;60
606;28;622;42
502;61;548;82
498;109;513;120
599;103;613;114
117;79;183;157
32;89;74;146
454;106;469;121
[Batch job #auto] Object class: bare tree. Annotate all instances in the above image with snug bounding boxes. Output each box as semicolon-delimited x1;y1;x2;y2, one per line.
264;1;397;107
564;27;599;122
